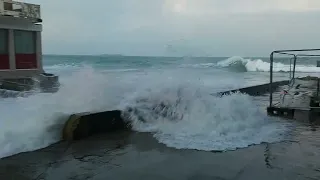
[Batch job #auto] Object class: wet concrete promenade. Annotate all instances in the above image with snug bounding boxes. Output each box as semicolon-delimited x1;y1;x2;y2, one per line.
0;127;320;180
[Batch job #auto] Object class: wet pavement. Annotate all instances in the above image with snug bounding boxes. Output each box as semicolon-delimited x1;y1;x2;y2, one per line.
0;125;320;180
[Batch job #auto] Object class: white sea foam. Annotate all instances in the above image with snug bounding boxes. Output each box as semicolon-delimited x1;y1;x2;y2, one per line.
217;56;320;73
0;62;291;158
179;63;216;68
0;67;120;158
120;82;290;151
44;63;83;71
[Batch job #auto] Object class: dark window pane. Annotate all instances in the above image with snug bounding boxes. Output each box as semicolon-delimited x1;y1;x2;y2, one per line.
14;30;35;54
0;29;8;54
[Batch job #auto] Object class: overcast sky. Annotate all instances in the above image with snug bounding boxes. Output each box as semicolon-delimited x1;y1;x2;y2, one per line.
24;0;320;56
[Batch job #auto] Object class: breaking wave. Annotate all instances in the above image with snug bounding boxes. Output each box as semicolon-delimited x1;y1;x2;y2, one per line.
0;61;292;158
120;82;291;151
217;56;320;73
0;67;121;159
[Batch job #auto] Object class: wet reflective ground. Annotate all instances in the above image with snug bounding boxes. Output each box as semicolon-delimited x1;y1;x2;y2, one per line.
0;123;320;180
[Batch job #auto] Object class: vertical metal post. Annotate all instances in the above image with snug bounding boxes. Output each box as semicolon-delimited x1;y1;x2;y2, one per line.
293;55;297;79
269;52;274;107
289;58;292;79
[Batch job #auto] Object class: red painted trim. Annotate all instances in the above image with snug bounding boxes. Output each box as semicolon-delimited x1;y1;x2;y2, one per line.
0;54;10;69
15;54;37;69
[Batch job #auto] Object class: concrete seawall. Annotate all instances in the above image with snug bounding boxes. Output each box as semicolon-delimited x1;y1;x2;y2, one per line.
0;74;60;97
63;110;129;141
216;80;289;97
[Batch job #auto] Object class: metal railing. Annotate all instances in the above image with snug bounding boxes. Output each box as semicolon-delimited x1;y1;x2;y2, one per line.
0;0;41;22
269;49;320;107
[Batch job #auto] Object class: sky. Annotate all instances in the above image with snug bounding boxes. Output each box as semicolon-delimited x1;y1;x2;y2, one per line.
22;0;320;56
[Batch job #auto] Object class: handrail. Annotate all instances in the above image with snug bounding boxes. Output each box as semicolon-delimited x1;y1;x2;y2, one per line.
0;0;41;22
273;49;320;53
269;49;320;107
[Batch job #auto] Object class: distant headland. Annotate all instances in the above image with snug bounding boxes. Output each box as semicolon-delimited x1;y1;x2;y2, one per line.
99;54;123;57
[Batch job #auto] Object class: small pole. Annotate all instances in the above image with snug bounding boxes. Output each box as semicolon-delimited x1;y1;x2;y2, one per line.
293;55;297;79
289;58;292;79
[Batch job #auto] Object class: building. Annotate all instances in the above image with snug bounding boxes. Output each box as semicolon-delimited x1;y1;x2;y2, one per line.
0;0;59;93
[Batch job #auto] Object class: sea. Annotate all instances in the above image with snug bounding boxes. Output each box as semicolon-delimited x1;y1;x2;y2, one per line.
1;55;320;159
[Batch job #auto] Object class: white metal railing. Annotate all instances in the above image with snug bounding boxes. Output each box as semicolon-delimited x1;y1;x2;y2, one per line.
0;0;41;21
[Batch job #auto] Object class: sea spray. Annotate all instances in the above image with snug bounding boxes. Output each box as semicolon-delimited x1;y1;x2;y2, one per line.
120;82;290;151
0;66;118;158
217;56;320;72
0;57;294;158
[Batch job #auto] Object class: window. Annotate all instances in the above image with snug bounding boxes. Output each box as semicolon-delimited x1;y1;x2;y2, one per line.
0;29;9;69
0;29;8;54
14;30;36;54
14;30;37;69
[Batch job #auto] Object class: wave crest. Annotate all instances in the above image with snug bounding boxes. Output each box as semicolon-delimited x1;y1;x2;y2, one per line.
121;84;290;151
217;56;320;73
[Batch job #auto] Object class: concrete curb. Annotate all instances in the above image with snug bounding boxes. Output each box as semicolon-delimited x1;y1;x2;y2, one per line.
216;80;290;97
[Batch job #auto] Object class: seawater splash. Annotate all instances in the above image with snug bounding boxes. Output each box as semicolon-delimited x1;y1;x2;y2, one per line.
120;83;291;151
217;56;320;72
0;65;225;158
0;66;120;158
0;61;291;158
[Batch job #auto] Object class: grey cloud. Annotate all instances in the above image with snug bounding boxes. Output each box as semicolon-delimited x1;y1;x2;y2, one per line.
24;0;320;56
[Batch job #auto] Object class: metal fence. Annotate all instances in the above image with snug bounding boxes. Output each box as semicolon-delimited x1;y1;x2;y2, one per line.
269;49;320;107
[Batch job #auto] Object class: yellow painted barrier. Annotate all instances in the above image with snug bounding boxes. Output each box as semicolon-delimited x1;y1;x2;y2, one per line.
62;110;128;141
